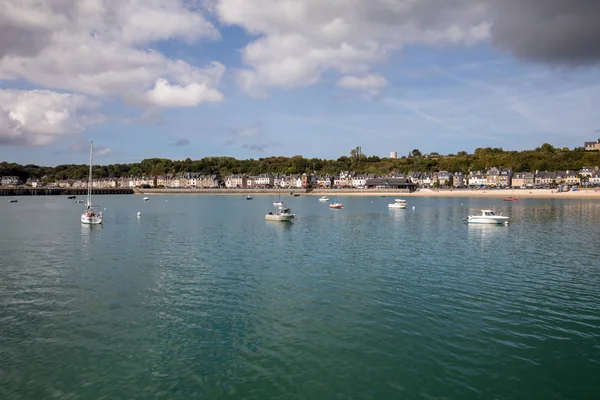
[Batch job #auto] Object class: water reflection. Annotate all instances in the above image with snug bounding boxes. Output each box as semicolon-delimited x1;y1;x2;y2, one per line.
388;208;407;223
466;223;509;246
80;223;103;248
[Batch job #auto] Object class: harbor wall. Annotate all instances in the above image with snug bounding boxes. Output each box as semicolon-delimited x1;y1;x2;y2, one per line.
0;188;134;196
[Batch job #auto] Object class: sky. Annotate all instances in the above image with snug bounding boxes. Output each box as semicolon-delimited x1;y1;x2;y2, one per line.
1;0;600;166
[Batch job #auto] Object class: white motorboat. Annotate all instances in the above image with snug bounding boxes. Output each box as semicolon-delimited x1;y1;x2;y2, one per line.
318;196;330;202
143;197;150;201
388;199;407;209
265;205;295;221
466;209;509;224
80;141;103;225
273;200;283;206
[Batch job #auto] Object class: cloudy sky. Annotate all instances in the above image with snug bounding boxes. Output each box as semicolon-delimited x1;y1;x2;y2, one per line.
1;0;599;165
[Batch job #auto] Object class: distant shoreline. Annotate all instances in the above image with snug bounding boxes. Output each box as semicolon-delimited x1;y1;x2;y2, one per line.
137;188;600;199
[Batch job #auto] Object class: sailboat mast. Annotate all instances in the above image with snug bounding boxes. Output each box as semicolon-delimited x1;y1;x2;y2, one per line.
87;141;93;206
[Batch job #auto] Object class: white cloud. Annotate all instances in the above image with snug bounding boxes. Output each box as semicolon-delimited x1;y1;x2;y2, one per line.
145;78;224;108
0;89;98;146
216;0;490;94
338;74;389;95
0;0;224;103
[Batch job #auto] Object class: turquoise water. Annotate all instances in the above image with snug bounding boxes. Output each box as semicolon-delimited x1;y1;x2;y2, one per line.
1;195;599;399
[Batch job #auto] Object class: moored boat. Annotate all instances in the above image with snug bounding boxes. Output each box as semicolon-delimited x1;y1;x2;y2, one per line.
143;197;150;201
329;202;343;209
246;195;253;200
80;141;103;225
466;209;509;224
388;199;407;209
318;196;330;202
265;205;295;221
503;196;520;201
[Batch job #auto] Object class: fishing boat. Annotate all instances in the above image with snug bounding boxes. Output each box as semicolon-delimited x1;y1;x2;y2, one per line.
80;141;103;225
466;209;509;224
388;199;407;209
265;205;295;221
318;196;330;202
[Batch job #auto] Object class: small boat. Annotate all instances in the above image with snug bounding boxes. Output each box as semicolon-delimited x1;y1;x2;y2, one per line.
143;197;150;201
466;209;509;224
246;195;253;200
293;194;300;197
265;205;295;221
503;196;520;201
9;199;18;203
318;196;330;202
388;199;407;209
75;200;85;203
80;141;103;225
273;200;283;206
67;195;76;199
329;202;343;209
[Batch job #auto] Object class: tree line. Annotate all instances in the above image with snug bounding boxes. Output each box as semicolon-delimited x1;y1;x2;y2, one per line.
2;144;599;184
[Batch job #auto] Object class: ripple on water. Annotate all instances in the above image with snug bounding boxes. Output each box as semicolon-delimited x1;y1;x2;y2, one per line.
1;196;600;399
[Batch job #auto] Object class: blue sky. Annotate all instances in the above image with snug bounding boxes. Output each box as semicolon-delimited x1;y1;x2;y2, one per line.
1;0;599;166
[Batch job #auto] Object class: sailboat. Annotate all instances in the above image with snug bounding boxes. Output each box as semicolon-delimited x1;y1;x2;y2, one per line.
80;141;103;225
503;189;520;201
273;186;283;206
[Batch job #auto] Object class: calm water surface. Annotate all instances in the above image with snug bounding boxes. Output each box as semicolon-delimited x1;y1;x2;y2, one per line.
1;195;599;399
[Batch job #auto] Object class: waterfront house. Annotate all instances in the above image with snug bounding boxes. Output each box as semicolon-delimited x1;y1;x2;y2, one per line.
316;175;334;188
199;175;221;188
365;177;417;191
486;167;500;186
535;171;556;186
1;176;22;186
499;168;513;187
437;171;453;186
453;172;465;187
225;175;247;188
579;166;598;177
565;170;580;185
467;172;486;187
511;172;534;188
255;173;274;187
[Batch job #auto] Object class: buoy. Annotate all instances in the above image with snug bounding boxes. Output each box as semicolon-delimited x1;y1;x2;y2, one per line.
137;212;141;217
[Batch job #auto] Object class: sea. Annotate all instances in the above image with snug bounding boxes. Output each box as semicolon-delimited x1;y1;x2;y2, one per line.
1;194;599;399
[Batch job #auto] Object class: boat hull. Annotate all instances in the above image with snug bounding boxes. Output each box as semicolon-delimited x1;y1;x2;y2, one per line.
467;217;509;224
265;214;294;221
388;204;406;209
330;205;343;209
81;214;103;224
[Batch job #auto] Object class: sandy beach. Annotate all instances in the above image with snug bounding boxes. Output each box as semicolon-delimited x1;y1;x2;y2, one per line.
138;187;600;199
